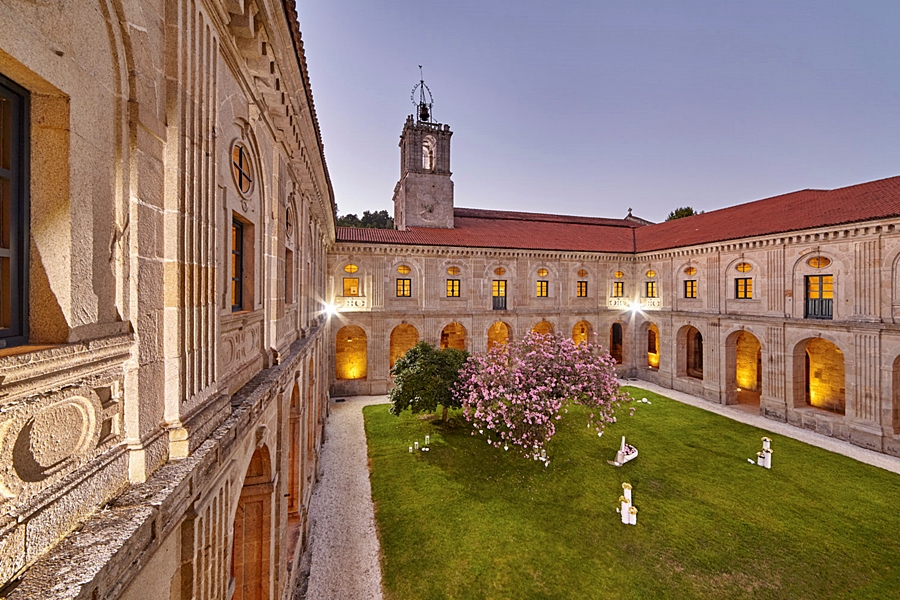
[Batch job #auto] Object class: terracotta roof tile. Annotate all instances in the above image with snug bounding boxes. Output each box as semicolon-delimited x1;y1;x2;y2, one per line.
336;176;900;254
635;175;900;251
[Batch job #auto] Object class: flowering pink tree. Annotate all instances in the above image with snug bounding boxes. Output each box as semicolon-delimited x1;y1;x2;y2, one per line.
455;331;631;461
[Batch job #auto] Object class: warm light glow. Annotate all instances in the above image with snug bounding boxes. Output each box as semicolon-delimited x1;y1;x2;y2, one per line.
577;269;588;277
494;267;506;276
344;263;359;273
397;264;411;274
537;268;548;277
628;301;641;312
807;256;832;269
324;303;339;317
646;269;656;278
684;266;697;276
736;262;752;273
614;270;624;279
447;266;460;275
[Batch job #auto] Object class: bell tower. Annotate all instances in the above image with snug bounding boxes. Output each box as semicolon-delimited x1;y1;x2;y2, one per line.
393;70;454;230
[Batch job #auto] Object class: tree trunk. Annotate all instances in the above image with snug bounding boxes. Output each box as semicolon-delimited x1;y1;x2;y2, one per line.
442;405;448;423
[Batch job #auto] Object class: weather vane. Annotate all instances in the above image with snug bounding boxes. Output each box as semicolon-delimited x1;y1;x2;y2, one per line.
410;65;433;123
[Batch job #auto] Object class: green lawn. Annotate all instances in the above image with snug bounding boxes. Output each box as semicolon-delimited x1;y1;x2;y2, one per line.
363;387;900;600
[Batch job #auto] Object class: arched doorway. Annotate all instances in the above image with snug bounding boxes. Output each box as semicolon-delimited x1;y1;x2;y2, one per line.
288;383;301;515
726;331;761;406
646;323;660;369
487;321;510;349
610;323;624;363
231;446;273;600
572;320;593;345
532;320;554;336
440;322;467;351
893;355;900;434
335;325;367;379
795;338;845;414
684;326;703;379
390;324;419;368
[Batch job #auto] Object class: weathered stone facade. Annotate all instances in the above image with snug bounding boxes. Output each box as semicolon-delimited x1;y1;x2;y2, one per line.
0;0;333;598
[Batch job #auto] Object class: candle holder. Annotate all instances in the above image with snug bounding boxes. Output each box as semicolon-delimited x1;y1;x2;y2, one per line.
414;441;419;451
425;435;430;446
629;506;638;525
622;482;632;503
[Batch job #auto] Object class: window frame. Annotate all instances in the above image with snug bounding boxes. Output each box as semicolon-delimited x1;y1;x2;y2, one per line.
446;278;460;297
735;277;753;299
684;280;697;299
396;278;411;297
645;281;657;298
492;279;507;310
536;280;548;297
0;74;29;346
805;274;834;320
231;218;244;311
612;281;624;298
342;277;360;297
576;280;588;298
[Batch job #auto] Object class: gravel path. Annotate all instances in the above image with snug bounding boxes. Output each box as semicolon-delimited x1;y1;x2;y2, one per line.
300;385;900;599
303;395;388;600
621;379;900;475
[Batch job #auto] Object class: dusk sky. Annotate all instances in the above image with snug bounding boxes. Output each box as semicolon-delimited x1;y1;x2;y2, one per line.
299;1;900;224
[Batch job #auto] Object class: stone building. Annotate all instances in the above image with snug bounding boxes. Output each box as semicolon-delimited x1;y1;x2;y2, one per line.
330;98;900;460
1;0;333;598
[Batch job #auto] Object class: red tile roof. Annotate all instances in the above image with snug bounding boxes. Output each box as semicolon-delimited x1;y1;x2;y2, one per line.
336;176;900;253
635;175;900;251
337;208;640;253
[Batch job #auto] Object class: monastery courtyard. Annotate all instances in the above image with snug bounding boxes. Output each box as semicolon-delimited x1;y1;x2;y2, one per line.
301;385;900;599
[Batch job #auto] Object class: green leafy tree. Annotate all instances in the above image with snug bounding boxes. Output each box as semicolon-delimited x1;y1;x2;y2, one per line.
389;342;469;422
665;206;702;221
336;209;394;229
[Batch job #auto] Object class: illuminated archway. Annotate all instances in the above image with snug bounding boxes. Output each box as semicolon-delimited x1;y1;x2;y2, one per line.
335;325;367;379
532;320;554;336
288;383;301;515
610;322;624;363
440;322;467;351
794;338;845;414
572;320;593;345
390;324;420;368
646;323;660;368
726;331;762;405
231;445;273;600
678;325;703;379
487;321;510;349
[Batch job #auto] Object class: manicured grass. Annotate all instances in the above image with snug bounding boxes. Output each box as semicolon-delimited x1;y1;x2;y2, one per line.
364;388;900;599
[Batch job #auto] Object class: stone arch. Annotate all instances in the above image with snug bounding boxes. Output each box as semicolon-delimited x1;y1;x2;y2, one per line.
487;321;510;349
726;330;762;405
335;325;367;380
610;322;625;364
306;356;316;469
643;322;660;369
532;320;554;336
892;355;900;433
793;337;845;414
288;382;301;515
677;325;703;379
572;320;593;345
231;445;273;600
390;323;420;368
440;322;467;351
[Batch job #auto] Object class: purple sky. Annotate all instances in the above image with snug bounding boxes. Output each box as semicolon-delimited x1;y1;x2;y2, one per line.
299;1;900;224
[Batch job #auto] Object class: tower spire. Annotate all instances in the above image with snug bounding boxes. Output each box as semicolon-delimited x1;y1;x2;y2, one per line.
411;66;434;123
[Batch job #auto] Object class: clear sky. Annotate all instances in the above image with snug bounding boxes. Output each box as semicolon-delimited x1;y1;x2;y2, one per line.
298;1;900;224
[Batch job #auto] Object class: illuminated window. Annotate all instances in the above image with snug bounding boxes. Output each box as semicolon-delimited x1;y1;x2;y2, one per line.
494;267;506;276
231;219;244;311
646;270;656;278
805;274;833;319
577;281;588;297
612;281;624;297
446;279;460;297
736;262;752;273
614;270;624;279
684;266;697;276
396;278;411;297
447;266;460;275
344;264;359;273
343;278;359;296
0;76;27;345
492;280;506;310
645;281;657;298
536;281;548;297
537;268;549;277
684;280;697;298
397;265;411;274
735;277;753;299
807;256;832;269
577;269;588;278
231;143;253;196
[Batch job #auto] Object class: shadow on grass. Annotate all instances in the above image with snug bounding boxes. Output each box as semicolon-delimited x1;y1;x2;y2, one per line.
365;388;900;600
